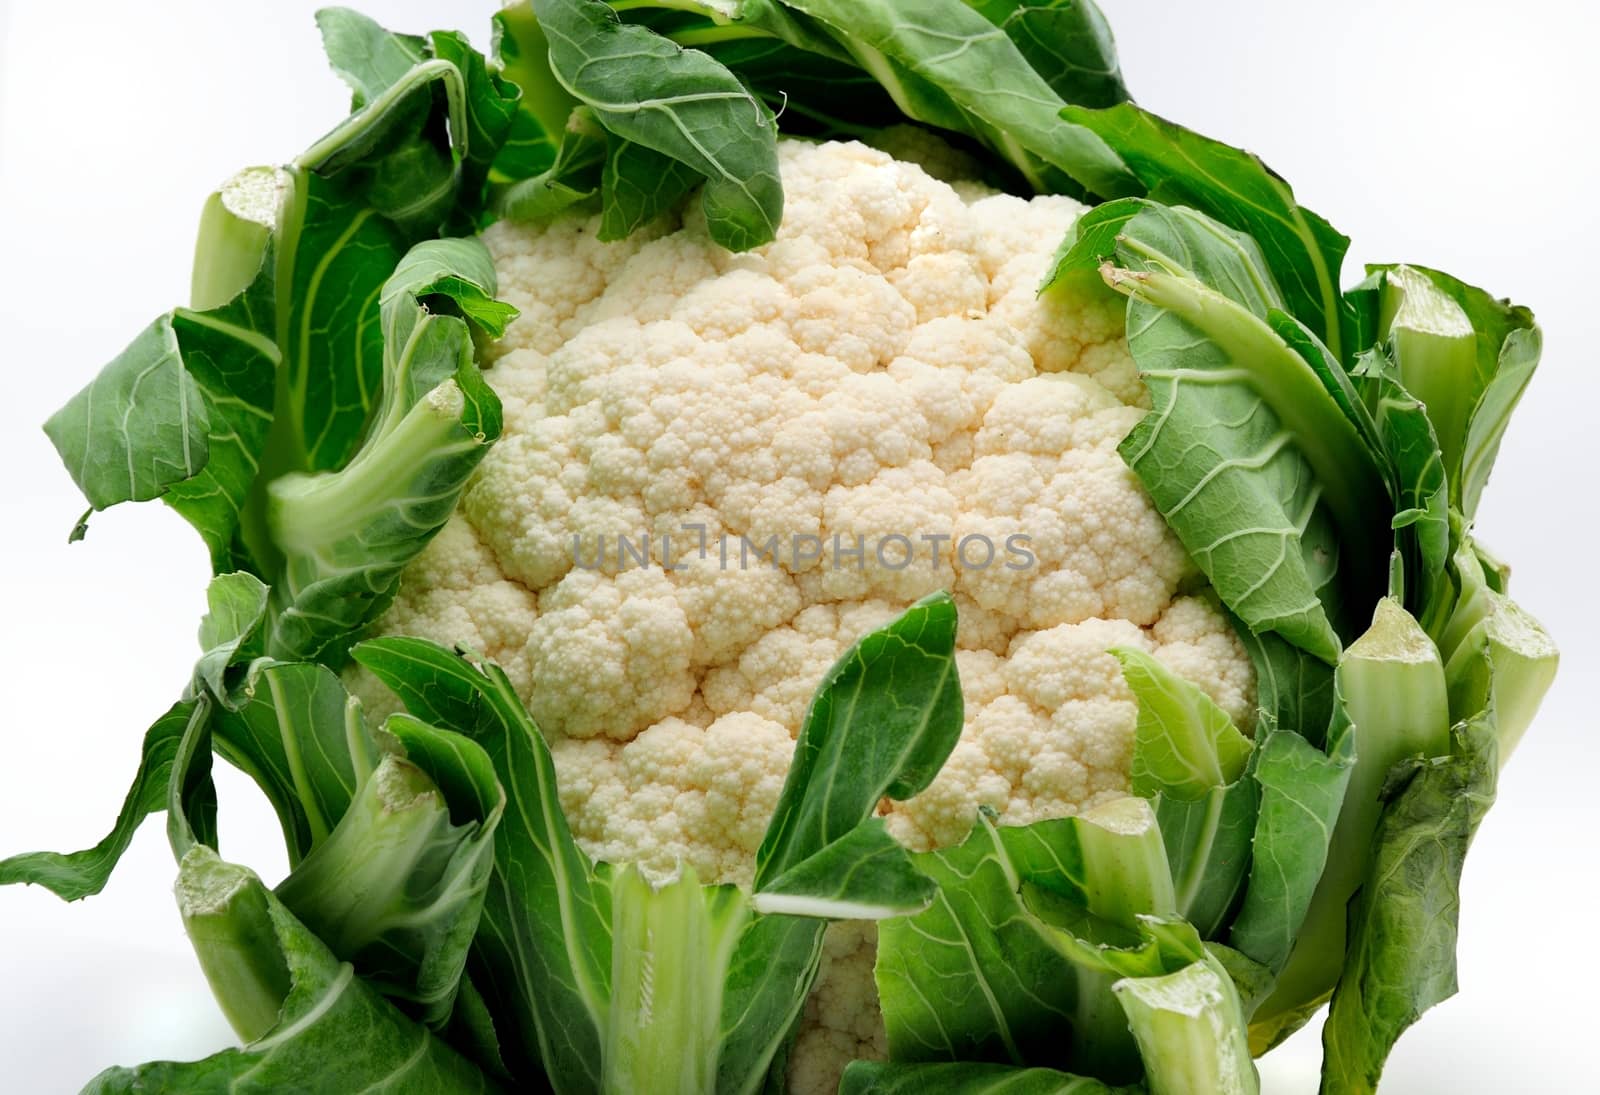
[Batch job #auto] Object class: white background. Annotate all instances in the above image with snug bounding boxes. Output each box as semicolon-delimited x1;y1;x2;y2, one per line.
0;1;1594;1090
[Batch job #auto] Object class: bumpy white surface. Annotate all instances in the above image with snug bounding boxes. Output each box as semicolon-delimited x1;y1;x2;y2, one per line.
356;139;1256;1092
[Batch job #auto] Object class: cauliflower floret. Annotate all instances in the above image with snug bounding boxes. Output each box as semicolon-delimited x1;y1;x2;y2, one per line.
526;567;695;741
346;515;536;718
366;138;1257;1095
787;922;886;1095
553;712;794;885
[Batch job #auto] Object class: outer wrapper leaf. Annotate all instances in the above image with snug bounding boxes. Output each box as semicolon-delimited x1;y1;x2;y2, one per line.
274;721;505;1028
212;661;372;860
724;592;961;1092
876;803;1197;1084
1320;717;1498;1094
84;848;495;1094
756;591;962;886
264;235;509;663
0;702;212;901
1062;102;1350;355
1115;646;1252;798
1081;201;1390;665
971;1;1130;108
353;637;612;1090
531;0;783;251
43;317;211;513
1228;722;1354;972
781;0;1135;197
876;815;1090;1070
1151;781;1258;940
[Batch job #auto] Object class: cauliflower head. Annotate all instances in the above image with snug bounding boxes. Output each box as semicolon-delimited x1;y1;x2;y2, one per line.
357;138;1256;1092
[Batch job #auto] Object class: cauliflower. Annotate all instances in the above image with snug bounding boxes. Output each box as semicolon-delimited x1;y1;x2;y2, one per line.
356;138;1255;1092
17;5;1557;1093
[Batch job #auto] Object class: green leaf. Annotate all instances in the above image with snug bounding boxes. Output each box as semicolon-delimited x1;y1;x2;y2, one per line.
968;1;1129;109
84;847;495;1094
315;7;426;109
1459;324;1540;519
449;974;513;1081
1205;941;1276;1020
714;915;827;1095
692;33;905;141
1227;722;1353;972
877;803;1185;1081
1320;716;1498;1094
1150;782;1259;940
1040;195;1142;291
164;259;283;568
266;236;507;663
755;590;962;887
42;317;209;516
752;819;936;920
842;1060;1138;1094
491;0;580;181
1347;348;1450;606
497;107;608;222
1231;624;1336;744
426;29;523;227
716;593;963;1091
352;637;612;1090
780;0;1135;197
192;571;272;701
271;170;407;476
598;134;703;241
496;105;701;238
532;0;783;251
1104;202;1388;662
382;236;519;337
1062;102;1350;355
302;13;518;237
210;660;373;861
0;701;210;900
1115;646;1252;799
876;814;1083;1070
274;718;505;1027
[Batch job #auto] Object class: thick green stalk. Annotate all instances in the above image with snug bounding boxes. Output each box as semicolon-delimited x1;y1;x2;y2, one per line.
602;865;751;1095
1443;593;1559;762
272;753;451;957
1074;796;1179;926
1114;955;1258;1095
1380;266;1479;497
189;167;285;312
1259;599;1449;1016
177;847;293;1043
268;379;468;553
